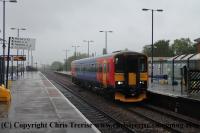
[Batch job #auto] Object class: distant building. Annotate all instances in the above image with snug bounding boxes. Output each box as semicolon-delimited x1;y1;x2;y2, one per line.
194;38;200;53
148;57;171;76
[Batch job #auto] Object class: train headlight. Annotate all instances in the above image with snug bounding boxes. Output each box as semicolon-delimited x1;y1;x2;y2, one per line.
117;81;124;85
140;81;144;84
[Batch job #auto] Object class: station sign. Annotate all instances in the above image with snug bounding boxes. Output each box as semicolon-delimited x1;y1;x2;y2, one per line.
10;37;36;50
0;56;11;61
13;56;26;61
0;55;26;61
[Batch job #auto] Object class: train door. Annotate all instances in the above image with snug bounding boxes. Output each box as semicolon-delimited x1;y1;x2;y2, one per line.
106;62;109;84
126;56;138;87
126;55;147;88
98;62;103;84
103;60;107;88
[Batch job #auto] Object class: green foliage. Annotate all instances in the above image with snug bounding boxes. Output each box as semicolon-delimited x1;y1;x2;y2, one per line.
154;40;173;57
143;40;173;57
142;45;151;56
124;48;129;51
51;61;63;71
142;38;197;57
171;38;196;55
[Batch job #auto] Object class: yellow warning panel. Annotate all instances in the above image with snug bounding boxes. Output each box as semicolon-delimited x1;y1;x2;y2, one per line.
140;72;148;81
115;92;146;102
129;73;136;85
115;73;124;81
0;85;11;102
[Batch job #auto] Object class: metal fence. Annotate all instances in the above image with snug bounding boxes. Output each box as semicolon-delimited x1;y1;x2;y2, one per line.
188;69;200;93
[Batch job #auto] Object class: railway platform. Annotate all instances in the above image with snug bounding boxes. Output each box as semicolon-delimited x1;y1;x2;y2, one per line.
147;81;200;119
0;72;100;133
148;82;200;101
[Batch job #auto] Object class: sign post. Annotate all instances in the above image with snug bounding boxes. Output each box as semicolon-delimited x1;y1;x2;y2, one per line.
10;37;36;75
6;37;11;88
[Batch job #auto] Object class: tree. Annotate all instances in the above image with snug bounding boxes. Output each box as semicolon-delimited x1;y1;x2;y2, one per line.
64;53;88;71
171;38;196;55
154;40;173;57
142;45;151;56
51;61;63;71
142;40;173;57
124;48;129;51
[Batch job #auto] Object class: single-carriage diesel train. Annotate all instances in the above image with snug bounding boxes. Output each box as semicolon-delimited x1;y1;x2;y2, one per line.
71;51;148;102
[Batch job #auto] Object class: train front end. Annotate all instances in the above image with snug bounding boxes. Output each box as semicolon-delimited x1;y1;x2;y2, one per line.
114;52;148;102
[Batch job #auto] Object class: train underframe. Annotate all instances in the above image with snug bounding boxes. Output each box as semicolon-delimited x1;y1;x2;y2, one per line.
72;77;147;102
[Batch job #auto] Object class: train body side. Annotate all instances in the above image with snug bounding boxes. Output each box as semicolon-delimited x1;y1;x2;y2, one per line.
71;51;148;102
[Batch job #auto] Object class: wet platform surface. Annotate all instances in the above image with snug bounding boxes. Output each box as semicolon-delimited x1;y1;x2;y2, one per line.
0;72;99;133
148;81;200;101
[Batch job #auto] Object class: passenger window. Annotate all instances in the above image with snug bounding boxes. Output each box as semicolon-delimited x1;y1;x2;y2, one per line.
104;64;106;72
107;63;109;72
99;64;102;72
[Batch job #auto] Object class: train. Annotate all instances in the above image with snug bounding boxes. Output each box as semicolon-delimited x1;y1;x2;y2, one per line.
71;51;148;102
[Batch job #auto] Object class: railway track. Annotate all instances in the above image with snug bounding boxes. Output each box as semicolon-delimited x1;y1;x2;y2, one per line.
124;105;199;133
43;71;200;133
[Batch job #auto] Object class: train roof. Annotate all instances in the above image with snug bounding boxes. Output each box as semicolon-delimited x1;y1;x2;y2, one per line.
71;50;145;64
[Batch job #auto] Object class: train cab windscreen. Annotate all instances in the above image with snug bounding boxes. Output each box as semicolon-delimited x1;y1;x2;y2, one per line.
115;56;125;73
115;55;147;73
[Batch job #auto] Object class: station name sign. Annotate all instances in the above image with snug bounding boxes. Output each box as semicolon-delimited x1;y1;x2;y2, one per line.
10;37;36;50
0;55;26;61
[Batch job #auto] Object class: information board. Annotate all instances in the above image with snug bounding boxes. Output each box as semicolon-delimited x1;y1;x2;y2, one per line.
10;37;36;50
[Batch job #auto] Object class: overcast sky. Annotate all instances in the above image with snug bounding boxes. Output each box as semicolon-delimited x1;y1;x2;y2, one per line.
0;0;200;66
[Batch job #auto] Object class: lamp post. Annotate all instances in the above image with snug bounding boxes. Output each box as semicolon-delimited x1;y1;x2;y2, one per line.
10;27;26;78
99;30;113;54
142;8;163;83
83;40;94;57
1;0;17;85
63;49;70;71
72;45;80;60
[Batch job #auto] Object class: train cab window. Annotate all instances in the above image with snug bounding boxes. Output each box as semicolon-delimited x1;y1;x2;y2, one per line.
139;57;147;72
127;56;137;72
126;56;147;72
115;56;124;73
